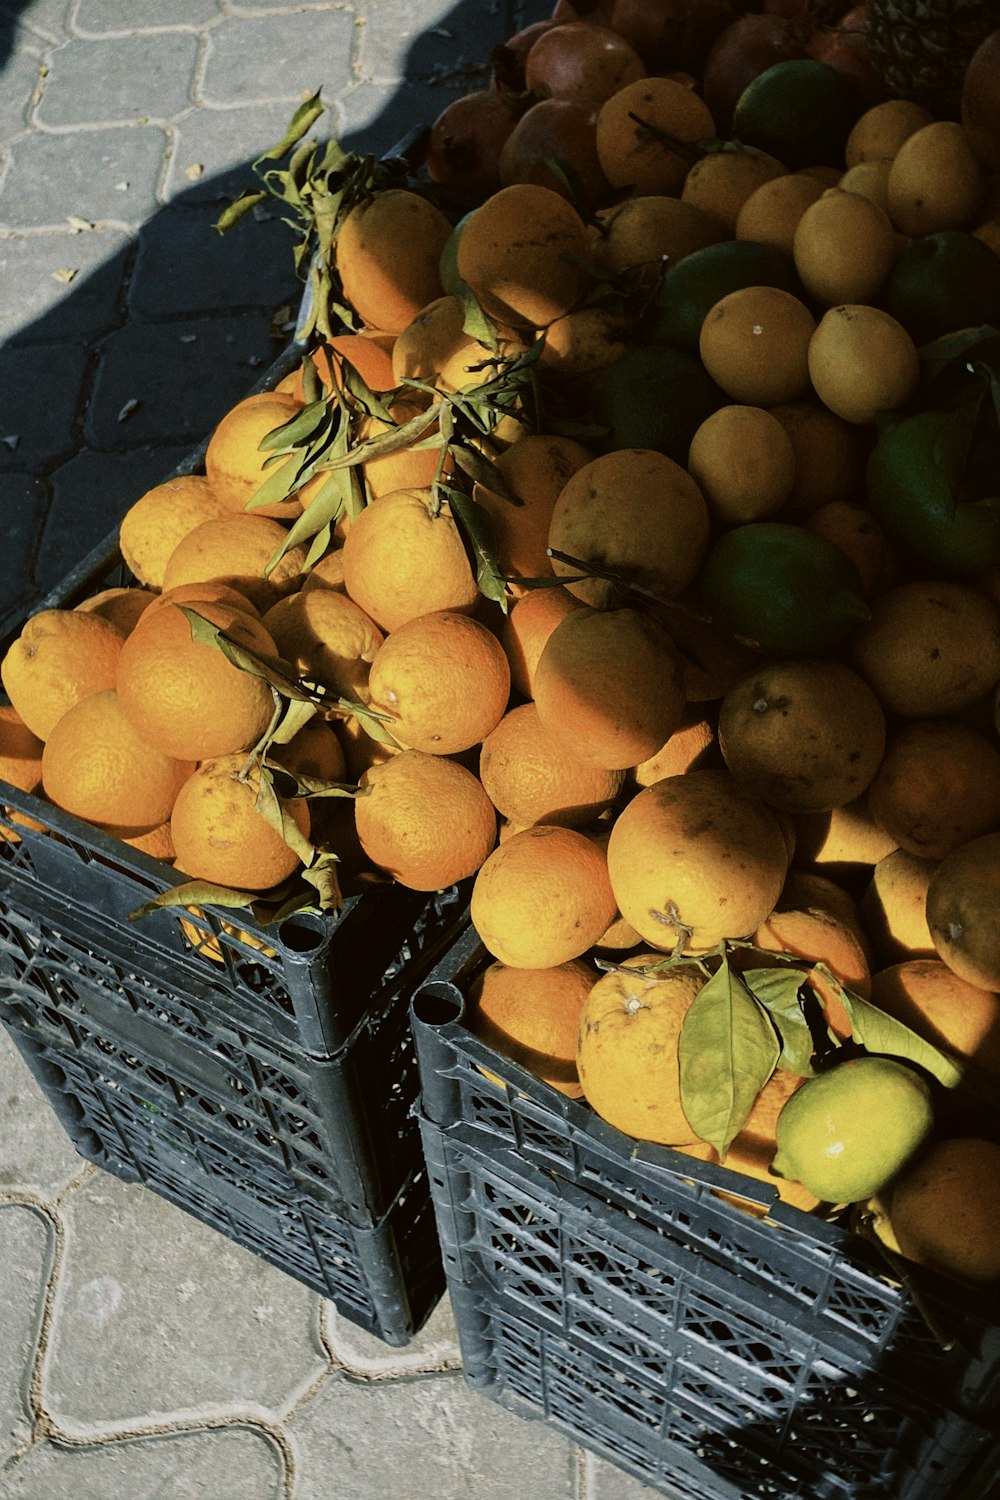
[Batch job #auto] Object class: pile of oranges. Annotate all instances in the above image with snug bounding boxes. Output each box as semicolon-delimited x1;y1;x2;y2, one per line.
4;5;1000;1273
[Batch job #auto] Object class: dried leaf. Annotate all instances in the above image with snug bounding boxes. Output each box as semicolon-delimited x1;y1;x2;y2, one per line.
129;879;259;921
52;267;79;284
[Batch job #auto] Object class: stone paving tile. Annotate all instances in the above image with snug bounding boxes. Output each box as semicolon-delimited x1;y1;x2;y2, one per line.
324;1290;462;1377
43;1170;327;1425
84;310;280;447
198;11;356;109
0;227;129;345
0;35;46;144
354;0;502;86
0;474;51;632
0;125;168;229
0;1426;286;1498
0;1030;85;1192
72;0;223;34
129;202;298;318
0;0;73;44
0;1206;49;1463
36;443;191;592
0;340;88;471
162;100;309;202
33;35;201;128
338;78;462;157
287;1367;578;1500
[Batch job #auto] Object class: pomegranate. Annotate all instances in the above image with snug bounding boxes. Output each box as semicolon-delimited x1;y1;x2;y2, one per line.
499;97;613;211
425;91;523;200
805;4;889;108
525;20;646;111
701;12;810;133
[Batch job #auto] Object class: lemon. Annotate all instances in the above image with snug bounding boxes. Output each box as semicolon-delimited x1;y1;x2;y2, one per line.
770;1056;934;1204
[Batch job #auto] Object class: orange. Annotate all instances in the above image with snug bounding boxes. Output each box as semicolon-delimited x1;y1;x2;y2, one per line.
335;188;452;336
1;609;124;742
472;433;593;596
595;76;716;196
337;710;400;783
479;702;624;828
735;172;826;256
718;659;887;814
630;705;715;787
533;606;686;771
792;189;897;306
119;474;230;588
753;878;872;1039
769;401;866;518
170;753;310;893
203;391;309;519
606;768;788;952
260;588;383;704
699;285;816;407
366;610;510;755
850;580;1000;717
591;195;720;284
844;99;935;167
471;823;618;968
284;332;397;400
114;821;176;861
354;749;496;891
456;183;594;330
886;120;986;237
651;600;761;704
161;514;309;614
681;146;788;236
547;448;710;608
807;305;920;426
75;587;156;637
886;1137;1000;1285
41;689;194;831
794;795;899;878
116;599;278;762
341;488;478;632
299;548;347;594
143;580;263;619
467;957;595;1096
869;959;1000;1084
804;500;896;597
0;703;44;844
861;848;938;966
867;720;1000;862
499;585;584;697
576;954;705;1146
535;304;629;380
687;405;795;525
266;717;348;787
925;832;1000;992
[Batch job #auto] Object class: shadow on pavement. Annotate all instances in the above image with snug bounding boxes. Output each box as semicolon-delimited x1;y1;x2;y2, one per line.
0;0;547;640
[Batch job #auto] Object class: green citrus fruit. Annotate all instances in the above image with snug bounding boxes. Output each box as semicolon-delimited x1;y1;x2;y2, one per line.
438;210;476;298
589;344;724;463
732;60;867;170
771;1056;935;1204
698;521;870;654
645;238;801;351
885;231;1000;347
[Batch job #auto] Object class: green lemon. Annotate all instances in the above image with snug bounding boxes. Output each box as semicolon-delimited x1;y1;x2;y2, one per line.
771;1056;935;1204
645;238;801;352
589;344;724;463
698;521;870;654
885;231;1000;347
732;60;867;171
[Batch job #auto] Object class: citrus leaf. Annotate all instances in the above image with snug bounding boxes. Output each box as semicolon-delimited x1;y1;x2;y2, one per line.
178;609;316;703
267;696;318;746
258;398;331;452
813;965;963;1089
450;441;521;504
129;879;260;921
337;697;404;750
340;358;397;422
245;451;309;514
444;485;509;611
254;766;316;865
301;851;344;913
460;286;500;353
678;958;781;1160
741;967;819;1077
215;190;268;235
313;405;441;471
253;90;326;166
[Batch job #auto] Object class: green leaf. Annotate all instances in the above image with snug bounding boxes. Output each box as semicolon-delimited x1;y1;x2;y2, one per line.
677;958;781;1160
253;90;326;166
741;967;819;1077
813;965;964;1089
258;398;331;452
459;286;500;353
444;486;510;611
450;441;521;504
267;697;319;747
254;766;316;865
214;190;268;235
338;697;404;750
178;609;316;703
129;880;260;922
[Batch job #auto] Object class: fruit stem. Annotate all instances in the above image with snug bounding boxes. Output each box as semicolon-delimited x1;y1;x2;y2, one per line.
546;547;668;607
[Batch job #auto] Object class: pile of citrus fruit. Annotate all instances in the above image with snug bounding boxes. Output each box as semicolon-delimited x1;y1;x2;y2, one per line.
4;3;1000;1285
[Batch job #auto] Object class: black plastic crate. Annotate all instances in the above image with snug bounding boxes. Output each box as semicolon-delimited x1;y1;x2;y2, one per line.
411;929;1000;1499
3;1016;441;1345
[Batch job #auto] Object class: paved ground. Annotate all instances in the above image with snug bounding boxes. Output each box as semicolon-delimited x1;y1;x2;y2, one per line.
0;1;670;1496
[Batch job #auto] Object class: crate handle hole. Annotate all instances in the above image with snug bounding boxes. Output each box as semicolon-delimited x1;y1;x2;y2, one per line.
277;911;328;955
412;981;464;1028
